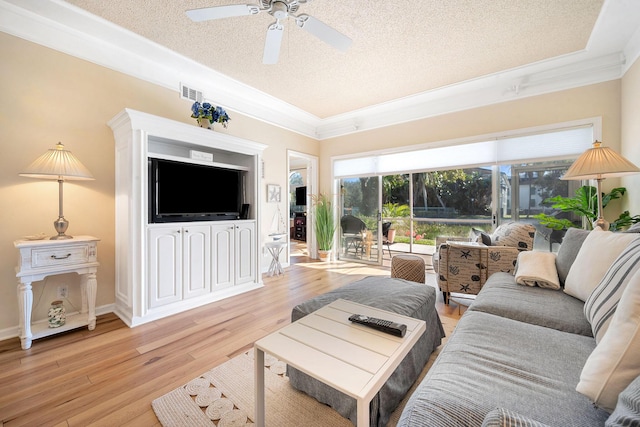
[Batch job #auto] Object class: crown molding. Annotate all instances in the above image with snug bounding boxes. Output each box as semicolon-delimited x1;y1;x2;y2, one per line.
1;0;639;141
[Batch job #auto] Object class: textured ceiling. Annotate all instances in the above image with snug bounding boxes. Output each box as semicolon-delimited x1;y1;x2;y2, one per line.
64;0;603;119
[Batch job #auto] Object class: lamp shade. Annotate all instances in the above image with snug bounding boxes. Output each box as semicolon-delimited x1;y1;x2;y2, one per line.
20;142;94;181
561;141;640;180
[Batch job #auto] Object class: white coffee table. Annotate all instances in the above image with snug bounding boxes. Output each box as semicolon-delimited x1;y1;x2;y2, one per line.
254;298;426;426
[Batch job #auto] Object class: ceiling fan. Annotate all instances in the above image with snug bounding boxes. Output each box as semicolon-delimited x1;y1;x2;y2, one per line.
186;0;352;64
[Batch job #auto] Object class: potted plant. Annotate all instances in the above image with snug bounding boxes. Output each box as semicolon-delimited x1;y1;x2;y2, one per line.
190;101;230;129
382;202;410;242
312;193;336;261
534;185;639;231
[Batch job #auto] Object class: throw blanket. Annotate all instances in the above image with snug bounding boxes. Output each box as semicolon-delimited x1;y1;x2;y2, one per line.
515;251;560;290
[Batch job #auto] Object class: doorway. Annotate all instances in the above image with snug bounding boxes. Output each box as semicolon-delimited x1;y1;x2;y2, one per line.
287;150;318;262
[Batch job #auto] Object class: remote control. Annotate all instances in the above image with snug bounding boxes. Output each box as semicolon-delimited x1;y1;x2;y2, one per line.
348;314;407;337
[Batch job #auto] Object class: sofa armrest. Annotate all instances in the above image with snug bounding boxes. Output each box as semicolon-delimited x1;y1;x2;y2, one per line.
482;408;551;427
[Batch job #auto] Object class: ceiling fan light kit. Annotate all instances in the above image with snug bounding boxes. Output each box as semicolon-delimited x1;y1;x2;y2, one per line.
186;0;352;64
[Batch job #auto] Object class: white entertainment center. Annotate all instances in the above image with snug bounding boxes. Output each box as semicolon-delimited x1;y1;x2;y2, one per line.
109;109;267;327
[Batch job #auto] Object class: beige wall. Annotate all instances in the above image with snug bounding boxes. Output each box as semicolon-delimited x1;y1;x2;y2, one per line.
621;58;640;215
0;33;318;335
1;29;638;337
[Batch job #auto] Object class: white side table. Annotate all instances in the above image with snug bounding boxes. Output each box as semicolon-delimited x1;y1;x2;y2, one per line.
14;235;100;350
265;241;286;276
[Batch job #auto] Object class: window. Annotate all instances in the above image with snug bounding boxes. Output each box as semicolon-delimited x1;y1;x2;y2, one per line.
332;120;596;252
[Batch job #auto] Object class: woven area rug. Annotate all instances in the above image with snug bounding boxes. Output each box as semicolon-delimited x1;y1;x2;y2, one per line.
152;315;457;427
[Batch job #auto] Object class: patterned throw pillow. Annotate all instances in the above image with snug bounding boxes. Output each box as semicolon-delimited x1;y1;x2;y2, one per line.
491;222;536;251
584;238;640;343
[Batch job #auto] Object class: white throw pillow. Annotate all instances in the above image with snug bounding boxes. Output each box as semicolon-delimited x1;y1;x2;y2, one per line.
564;228;638;302
576;268;640;412
584;237;640;343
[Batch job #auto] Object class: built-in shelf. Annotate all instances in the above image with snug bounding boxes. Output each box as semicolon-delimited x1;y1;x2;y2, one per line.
109;108;267;327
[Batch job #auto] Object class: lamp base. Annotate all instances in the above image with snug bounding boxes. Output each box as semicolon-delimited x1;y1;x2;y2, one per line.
51;216;73;240
593;217;610;231
50;234;73;240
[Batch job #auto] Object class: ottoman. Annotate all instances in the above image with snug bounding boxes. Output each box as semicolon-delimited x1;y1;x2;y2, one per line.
287;276;445;427
391;254;426;283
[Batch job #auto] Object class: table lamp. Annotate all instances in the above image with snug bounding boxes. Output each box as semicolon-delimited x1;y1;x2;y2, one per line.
20;142;94;239
561;140;639;230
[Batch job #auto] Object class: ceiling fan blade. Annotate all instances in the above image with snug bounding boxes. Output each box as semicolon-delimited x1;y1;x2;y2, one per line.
295;14;352;52
186;4;260;22
263;22;284;64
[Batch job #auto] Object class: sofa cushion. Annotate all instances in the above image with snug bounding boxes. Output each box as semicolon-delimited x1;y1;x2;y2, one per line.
577;269;640;412
397;311;609;427
564;228;638;302
491;222;536;251
555;227;590;285
469;272;592;336
584;237;640;343
482;408;551;427
605;375;640;426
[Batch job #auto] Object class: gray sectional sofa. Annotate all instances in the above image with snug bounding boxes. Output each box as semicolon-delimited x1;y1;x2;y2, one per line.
398;228;640;426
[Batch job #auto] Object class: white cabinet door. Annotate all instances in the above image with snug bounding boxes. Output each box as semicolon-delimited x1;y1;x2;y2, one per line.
183;225;211;299
212;223;235;289
235;222;256;285
148;227;182;308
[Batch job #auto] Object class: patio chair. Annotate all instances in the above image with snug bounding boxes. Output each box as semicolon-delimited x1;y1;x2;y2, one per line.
341;215;367;257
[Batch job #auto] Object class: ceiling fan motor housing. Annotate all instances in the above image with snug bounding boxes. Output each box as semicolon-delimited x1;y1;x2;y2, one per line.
271;1;288;19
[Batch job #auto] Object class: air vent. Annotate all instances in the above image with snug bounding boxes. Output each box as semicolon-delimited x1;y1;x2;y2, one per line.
180;83;203;103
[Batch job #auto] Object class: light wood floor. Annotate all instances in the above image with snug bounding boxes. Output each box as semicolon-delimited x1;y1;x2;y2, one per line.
0;250;463;427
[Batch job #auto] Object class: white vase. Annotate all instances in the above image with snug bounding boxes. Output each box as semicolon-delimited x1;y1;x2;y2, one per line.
197;118;211;129
318;249;331;261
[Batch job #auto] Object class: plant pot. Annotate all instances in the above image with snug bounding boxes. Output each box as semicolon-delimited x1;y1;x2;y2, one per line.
387;228;396;243
197;118;211;129
318;249;331;261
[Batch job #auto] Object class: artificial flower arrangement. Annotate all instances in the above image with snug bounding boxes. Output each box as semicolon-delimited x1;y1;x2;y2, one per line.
190;102;230;128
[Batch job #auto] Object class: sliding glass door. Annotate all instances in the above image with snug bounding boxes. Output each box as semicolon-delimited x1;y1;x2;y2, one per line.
339;176;381;263
497;160;580;250
333;121;595;260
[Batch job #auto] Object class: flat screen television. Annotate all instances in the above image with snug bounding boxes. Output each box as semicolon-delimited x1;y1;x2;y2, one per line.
295;186;307;206
149;158;242;223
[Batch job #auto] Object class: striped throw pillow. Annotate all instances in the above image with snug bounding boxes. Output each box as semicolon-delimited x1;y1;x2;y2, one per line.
584;237;640;343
